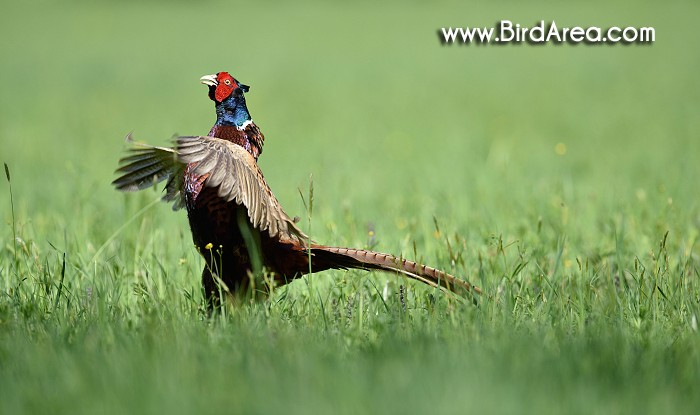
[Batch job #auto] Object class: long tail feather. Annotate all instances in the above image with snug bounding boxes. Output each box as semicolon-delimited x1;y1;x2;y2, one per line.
310;245;481;295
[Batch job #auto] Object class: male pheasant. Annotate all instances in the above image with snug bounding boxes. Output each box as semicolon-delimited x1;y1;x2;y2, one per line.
113;72;480;308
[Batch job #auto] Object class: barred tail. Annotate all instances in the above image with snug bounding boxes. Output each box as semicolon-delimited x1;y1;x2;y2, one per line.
310;245;481;295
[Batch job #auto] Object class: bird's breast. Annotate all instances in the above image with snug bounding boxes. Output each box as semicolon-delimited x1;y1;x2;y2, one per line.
183;163;208;207
209;124;262;159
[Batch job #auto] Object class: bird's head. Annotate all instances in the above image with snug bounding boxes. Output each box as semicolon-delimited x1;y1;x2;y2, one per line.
200;72;250;103
200;72;254;129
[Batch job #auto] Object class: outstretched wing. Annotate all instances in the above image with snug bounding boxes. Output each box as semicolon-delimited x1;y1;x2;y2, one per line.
176;136;307;242
112;138;185;210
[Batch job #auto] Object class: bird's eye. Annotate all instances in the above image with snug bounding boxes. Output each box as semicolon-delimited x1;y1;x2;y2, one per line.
224;79;232;86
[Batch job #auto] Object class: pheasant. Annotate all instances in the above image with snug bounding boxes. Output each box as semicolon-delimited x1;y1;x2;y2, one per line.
113;72;480;308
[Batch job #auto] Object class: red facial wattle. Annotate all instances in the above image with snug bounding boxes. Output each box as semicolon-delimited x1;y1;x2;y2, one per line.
215;72;238;102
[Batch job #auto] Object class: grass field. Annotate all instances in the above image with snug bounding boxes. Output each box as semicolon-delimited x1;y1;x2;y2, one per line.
1;1;699;413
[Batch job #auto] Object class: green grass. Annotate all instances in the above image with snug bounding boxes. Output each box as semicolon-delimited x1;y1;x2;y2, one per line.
2;0;699;413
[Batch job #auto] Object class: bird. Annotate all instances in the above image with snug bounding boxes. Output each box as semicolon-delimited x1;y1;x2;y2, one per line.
113;71;481;309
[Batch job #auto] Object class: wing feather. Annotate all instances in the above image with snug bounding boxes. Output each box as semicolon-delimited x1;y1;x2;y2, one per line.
112;142;185;209
175;136;307;241
113;135;308;240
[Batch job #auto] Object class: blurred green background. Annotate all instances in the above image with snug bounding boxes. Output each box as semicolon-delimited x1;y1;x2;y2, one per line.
3;0;697;247
1;0;699;414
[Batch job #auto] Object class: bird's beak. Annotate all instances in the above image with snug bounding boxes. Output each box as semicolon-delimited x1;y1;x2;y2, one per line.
200;74;218;86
